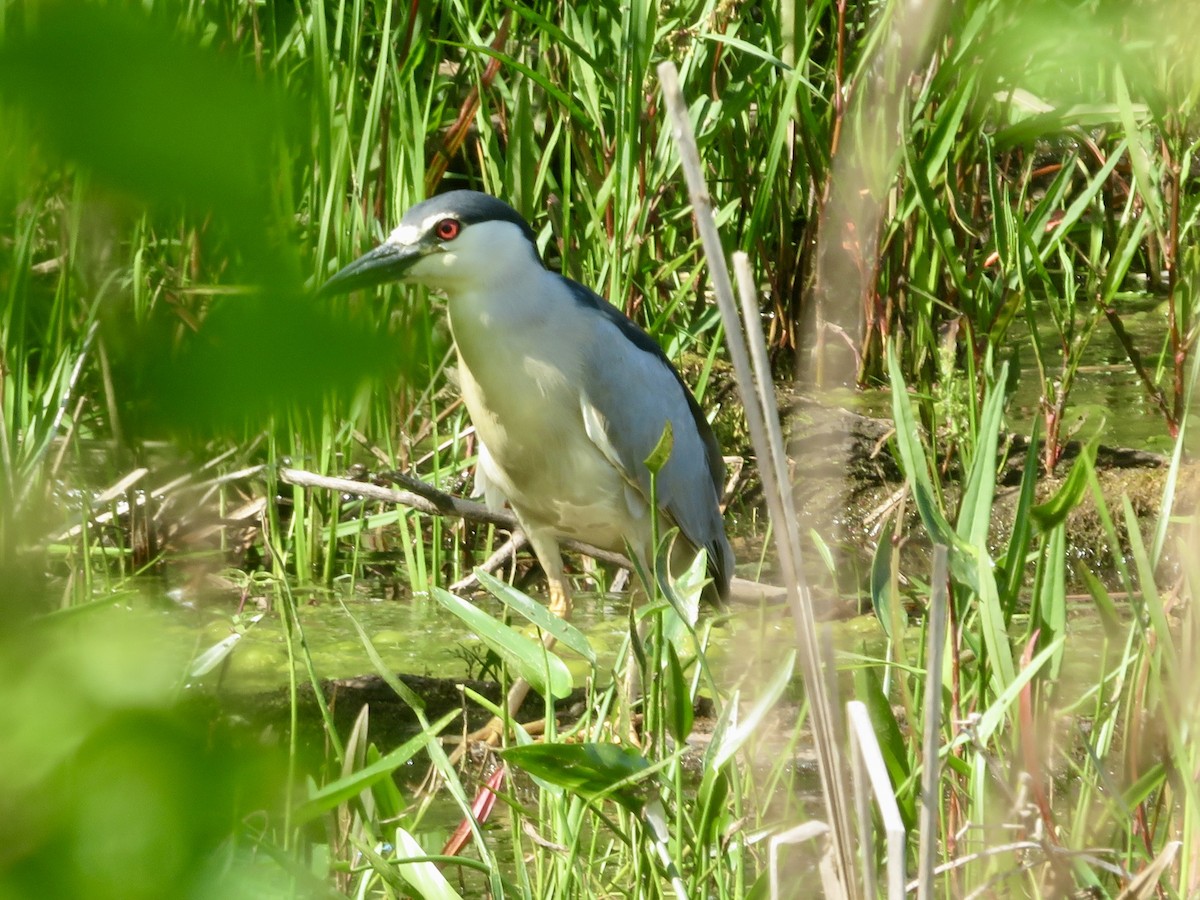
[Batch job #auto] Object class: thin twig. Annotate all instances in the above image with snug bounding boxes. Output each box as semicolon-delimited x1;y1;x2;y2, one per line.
449;533;527;593
279;467;631;569
1103;304;1176;433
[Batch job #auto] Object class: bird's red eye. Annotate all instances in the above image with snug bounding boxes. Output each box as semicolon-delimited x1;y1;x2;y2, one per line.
435;218;461;241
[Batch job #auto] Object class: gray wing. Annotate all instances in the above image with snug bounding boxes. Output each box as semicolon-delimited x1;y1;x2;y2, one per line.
567;282;733;599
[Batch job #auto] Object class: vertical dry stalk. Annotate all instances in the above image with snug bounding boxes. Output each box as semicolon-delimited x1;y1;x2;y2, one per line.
808;0;946;386
918;546;949;900
659;61;858;899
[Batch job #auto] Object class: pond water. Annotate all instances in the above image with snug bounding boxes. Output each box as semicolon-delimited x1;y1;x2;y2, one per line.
849;300;1180;455
109;579;848;696
94;574;1119;719
1006;300;1181;454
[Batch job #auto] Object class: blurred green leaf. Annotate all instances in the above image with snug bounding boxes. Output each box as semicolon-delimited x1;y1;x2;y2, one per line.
123;293;400;434
0;617;288;900
0;5;291;222
1032;524;1067;680
1079;568;1122;635
292;711;457;826
869;518;901;640
853;665;914;831
997;424;1041;607
693;768;730;848
967;636;1064;746
710;649;795;771
957;361;1008;549
393;827;465;900
365;744;408;823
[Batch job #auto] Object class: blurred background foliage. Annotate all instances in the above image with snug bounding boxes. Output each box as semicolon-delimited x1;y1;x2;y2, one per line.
0;0;1197;895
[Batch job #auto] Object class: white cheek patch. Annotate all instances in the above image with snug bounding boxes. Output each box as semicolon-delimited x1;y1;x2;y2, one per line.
387;223;420;245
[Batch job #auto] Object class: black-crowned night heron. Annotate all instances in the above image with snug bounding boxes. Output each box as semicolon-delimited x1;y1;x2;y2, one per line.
323;190;733;744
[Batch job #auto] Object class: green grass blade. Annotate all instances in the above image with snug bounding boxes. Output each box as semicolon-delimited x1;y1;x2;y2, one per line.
430;587;573;700
292;711;458;825
474;568;595;664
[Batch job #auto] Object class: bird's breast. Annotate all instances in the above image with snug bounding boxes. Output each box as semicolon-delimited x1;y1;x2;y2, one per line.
447;297;644;552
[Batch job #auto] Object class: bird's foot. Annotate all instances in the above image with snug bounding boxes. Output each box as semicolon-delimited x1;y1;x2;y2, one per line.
422;722;505;794
446;715;507;767
446;715;554;768
465;715;507;748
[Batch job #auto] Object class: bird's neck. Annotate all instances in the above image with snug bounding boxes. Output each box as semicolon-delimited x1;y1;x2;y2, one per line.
443;265;577;439
444;264;558;363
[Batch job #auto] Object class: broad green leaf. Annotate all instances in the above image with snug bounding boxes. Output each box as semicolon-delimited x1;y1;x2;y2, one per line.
1031;435;1097;530
652;540;705;653
189;631;243;678
663;643;693;743
957;361;1008;549
474;568;595;664
711;649;795;770
853;665;914;831
1122;497;1179;676
331;508;404;538
1151;348;1198;562
995;105;1141;148
365;744;407;823
810;527;837;575
961;636;1064;746
972;560;1015;694
644;420;674;474
1038;142;1126;264
886;344;955;548
693;769;730;847
430;588;573;700
901;134;968;297
1032;525;1067;681
869;518;902;640
889;345;1013;692
1121;762;1166;811
912;478;958;550
694;31;790;70
665;546;706;637
499;0;598;68
500;743;651;816
1114;66;1162;230
449;42;589;121
1079;568;1121;634
998;424;1041;607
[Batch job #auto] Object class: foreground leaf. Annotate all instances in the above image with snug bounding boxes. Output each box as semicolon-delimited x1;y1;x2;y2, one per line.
500;743;651;815
431;588;573;700
292;710;458;825
474;569;595;664
394;827;464;900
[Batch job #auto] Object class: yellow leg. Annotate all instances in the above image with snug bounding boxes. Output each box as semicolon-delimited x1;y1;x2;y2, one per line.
548;575;572;620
